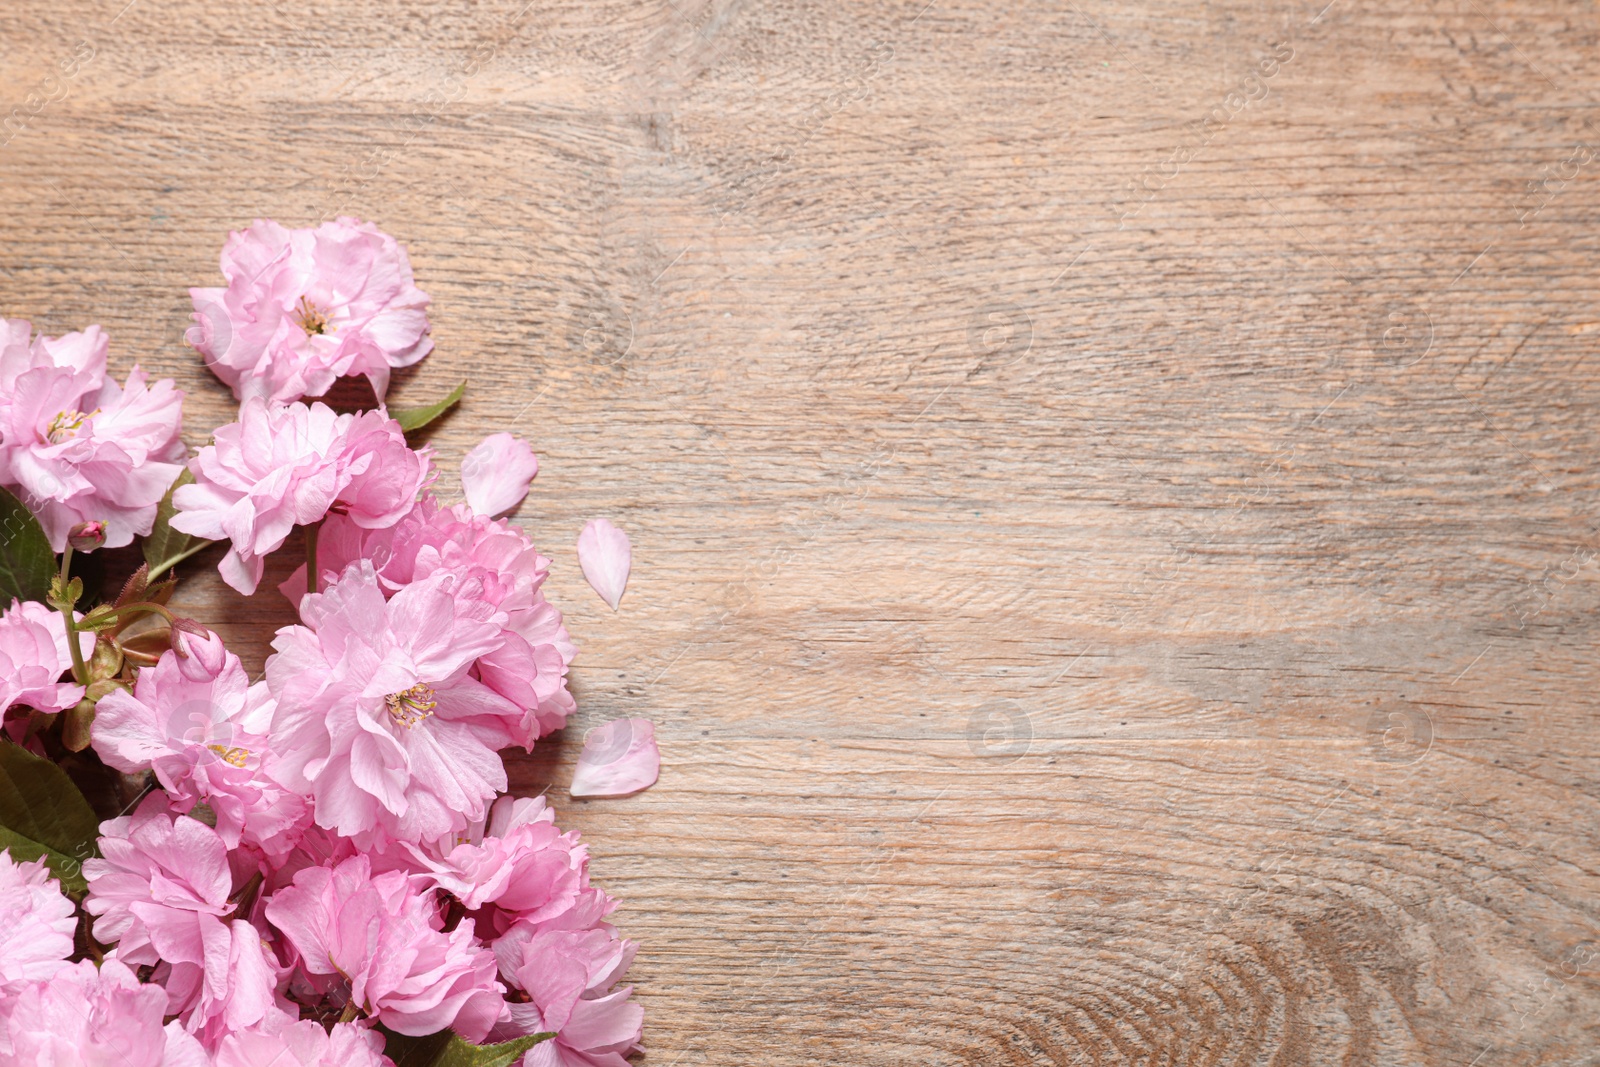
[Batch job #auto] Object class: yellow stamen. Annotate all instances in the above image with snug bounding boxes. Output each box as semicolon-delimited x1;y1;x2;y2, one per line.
384;683;437;729
46;408;97;444
293;295;331;336
207;744;249;767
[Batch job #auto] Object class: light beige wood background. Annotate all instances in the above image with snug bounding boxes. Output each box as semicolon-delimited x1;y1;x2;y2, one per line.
4;0;1600;1062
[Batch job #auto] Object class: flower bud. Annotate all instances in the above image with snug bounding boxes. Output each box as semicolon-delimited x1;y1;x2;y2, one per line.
88;634;124;681
169;616;210;656
67;520;107;552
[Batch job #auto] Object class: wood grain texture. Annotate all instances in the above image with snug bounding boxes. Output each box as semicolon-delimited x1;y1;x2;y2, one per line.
4;0;1600;1061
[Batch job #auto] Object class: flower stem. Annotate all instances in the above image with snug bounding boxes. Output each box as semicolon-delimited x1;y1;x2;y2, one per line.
58;546;88;685
144;538;211;582
305;521;320;595
227;869;265;921
95;601;180;628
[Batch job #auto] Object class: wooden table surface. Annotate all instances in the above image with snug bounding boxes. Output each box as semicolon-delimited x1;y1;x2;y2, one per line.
4;0;1600;1062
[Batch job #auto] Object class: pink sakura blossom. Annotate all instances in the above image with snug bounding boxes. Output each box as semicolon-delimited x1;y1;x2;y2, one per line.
488;924;642;1067
0;958;210;1067
0;850;76;999
266;562;521;848
0;599;91;720
91;628;308;859
170;398;431;595
0;319;32;396
482;873;633;1063
569;718;659;799
188;217;432;404
0;319;185;551
212;1018;393;1067
404;796;587;934
82;798;286;1043
263;854;501;1040
260;824;363;895
576;519;630;611
261;824;433;906
461;433;538;518
284;494;577;743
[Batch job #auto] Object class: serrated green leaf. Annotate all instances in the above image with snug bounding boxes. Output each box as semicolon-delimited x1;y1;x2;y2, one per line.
0;827;88;897
390;380;467;433
143;470;212;581
381;1027;556;1067
0;485;55;604
0;742;100;898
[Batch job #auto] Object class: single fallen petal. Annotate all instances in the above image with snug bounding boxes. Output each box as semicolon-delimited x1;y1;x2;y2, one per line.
577;518;631;610
570;718;659;798
461;433;539;517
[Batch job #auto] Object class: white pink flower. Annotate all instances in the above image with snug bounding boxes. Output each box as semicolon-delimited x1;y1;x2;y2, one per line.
91;628;308;859
489;924;642;1067
0;599;90;721
480;867;635;1065
0;850;76;999
81;798;285;1042
188;217;432;404
0;319;185;551
84;798;233;956
263;854;501;1039
266;562;520;848
212;1018;393;1067
0;958;210;1067
285;494;577;744
170;399;431;595
404;796;587;934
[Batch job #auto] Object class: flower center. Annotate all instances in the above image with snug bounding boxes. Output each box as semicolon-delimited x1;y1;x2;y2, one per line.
293;295;331;335
206;744;250;767
46;409;95;444
384;683;438;729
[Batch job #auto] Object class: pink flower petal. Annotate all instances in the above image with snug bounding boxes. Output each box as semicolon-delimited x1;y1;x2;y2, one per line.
461;433;538;517
569;718;658;798
576;518;630;610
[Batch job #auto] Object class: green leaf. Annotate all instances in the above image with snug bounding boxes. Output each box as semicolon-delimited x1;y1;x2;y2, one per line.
381;1028;556;1067
390;379;467;433
143;470;212;581
0;485;55;604
0;741;100;898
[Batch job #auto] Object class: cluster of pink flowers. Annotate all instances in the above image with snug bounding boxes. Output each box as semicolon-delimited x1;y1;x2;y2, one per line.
0;219;655;1067
0;319;185;551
